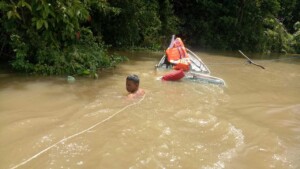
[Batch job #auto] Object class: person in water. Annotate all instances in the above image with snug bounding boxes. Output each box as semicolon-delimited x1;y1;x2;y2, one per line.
126;74;145;98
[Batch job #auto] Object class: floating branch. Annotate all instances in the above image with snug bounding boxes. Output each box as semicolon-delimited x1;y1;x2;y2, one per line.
238;50;265;69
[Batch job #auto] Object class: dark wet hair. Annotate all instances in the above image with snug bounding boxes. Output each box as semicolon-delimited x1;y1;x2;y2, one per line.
126;74;140;84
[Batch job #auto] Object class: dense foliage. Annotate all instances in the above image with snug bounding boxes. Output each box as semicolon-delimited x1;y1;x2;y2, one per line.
173;0;299;53
90;0;177;49
0;0;299;75
0;0;126;75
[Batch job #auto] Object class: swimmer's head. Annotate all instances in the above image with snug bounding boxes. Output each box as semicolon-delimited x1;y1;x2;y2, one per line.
126;74;139;93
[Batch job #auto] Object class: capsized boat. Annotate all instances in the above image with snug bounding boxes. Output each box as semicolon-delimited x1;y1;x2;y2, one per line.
156;35;225;85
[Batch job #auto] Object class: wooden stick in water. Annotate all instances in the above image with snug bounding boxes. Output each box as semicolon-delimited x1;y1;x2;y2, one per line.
238;50;265;69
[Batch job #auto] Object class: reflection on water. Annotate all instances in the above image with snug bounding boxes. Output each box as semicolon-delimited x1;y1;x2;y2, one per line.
0;51;300;169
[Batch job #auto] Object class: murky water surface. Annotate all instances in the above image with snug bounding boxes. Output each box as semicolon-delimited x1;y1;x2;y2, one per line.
1;51;300;169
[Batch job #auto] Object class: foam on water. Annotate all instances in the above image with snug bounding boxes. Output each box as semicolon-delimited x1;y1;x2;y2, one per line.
203;124;245;169
125;83;246;169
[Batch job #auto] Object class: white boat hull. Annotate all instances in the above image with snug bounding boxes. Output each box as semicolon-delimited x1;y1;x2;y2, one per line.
156;48;225;85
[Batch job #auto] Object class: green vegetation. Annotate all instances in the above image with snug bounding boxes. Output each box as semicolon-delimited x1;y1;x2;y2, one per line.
0;0;127;75
0;0;299;75
173;0;300;53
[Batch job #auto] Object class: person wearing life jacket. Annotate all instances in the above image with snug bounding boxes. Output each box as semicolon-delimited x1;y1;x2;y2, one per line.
165;37;191;71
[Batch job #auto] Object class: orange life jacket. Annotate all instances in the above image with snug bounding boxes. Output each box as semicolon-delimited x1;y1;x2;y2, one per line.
173;62;190;71
166;38;190;71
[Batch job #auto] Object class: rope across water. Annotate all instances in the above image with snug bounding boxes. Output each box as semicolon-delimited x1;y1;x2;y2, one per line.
9;95;146;169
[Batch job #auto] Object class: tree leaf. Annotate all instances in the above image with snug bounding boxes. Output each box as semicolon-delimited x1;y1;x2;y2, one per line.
42;5;49;18
36;5;42;11
14;11;21;19
23;2;32;11
17;0;22;7
7;11;12;19
82;69;90;75
44;20;48;29
36;19;43;29
66;9;74;17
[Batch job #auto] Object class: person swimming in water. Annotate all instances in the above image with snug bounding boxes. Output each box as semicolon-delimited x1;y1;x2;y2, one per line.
126;74;145;99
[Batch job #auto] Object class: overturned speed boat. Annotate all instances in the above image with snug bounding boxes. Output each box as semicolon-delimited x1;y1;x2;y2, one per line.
156;35;225;85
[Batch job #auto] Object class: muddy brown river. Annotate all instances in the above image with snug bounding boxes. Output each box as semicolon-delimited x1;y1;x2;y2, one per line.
0;51;299;169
